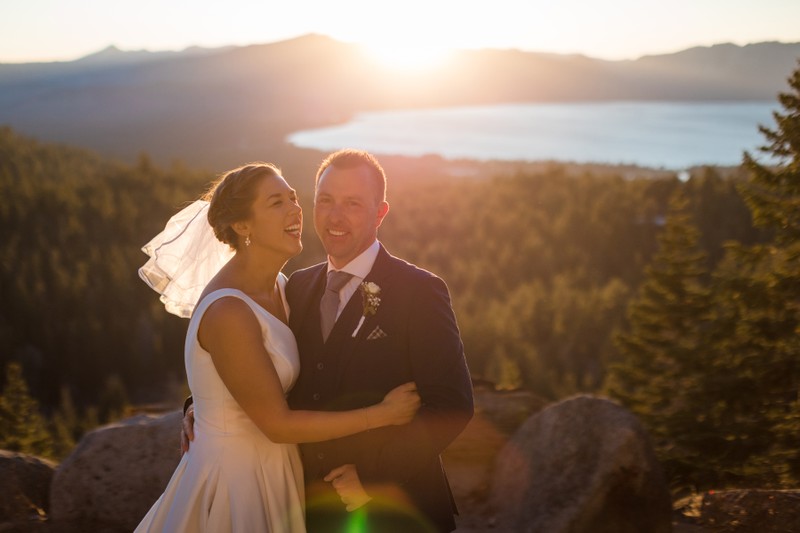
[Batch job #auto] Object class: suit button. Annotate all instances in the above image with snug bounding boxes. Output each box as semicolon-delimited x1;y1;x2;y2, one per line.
313;393;320;400
317;453;325;460
316;362;324;370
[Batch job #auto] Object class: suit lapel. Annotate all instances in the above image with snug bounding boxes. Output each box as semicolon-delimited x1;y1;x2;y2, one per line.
326;244;394;348
356;246;394;341
325;294;362;344
289;264;327;341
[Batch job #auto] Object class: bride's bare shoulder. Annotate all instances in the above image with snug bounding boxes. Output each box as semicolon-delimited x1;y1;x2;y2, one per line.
198;267;239;303
196;292;258;351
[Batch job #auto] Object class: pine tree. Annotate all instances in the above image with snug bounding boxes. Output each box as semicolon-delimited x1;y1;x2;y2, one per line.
0;362;53;457
606;190;716;489
740;62;800;245
708;244;799;487
709;62;800;486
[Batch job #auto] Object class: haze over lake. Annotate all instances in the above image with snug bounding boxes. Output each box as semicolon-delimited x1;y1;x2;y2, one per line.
288;101;778;170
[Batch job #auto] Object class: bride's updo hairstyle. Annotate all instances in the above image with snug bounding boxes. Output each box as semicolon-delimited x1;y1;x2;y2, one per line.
203;162;281;250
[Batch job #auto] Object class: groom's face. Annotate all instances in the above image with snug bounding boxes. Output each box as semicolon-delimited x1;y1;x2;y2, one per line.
314;164;389;269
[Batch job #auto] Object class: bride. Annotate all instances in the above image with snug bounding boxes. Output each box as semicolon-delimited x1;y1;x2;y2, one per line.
135;162;420;532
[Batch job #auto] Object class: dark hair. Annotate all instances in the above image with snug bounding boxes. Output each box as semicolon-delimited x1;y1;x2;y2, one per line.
315;149;387;202
203;162;280;250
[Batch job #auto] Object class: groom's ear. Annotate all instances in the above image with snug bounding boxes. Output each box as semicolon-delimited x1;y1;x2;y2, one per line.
376;201;389;228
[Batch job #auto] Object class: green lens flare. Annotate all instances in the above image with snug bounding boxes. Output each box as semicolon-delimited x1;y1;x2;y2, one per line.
345;508;368;533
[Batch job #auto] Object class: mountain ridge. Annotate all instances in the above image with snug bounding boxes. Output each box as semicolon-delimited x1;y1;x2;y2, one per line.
0;34;797;168
6;35;796;67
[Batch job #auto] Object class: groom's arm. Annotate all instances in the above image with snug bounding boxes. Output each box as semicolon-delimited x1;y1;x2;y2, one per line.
359;273;474;484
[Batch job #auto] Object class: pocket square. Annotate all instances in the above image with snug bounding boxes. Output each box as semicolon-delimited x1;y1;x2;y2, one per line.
366;325;387;340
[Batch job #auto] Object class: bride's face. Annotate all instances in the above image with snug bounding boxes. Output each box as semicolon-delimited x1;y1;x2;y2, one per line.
241;174;303;259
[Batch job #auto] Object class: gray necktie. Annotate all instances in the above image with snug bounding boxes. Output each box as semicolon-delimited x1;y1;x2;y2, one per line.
320;270;353;342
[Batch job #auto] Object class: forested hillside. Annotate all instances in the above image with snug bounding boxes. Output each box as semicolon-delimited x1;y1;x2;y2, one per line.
383;165;762;396
0;126;762;408
0;129;209;409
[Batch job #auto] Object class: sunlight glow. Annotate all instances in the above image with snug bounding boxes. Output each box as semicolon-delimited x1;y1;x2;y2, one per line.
360;43;453;70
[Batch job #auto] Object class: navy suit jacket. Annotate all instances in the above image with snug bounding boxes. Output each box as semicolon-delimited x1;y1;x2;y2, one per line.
286;244;474;532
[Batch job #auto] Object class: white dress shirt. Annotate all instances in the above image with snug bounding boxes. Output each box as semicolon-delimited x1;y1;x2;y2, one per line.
326;240;380;320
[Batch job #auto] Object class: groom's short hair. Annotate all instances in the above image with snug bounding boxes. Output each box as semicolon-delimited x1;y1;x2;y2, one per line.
315;149;387;202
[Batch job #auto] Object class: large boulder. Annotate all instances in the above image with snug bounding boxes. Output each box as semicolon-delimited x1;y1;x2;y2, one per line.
0;450;56;525
489;395;672;533
49;411;183;532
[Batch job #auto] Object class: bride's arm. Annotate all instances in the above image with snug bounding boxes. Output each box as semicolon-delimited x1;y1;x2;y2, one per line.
198;297;419;444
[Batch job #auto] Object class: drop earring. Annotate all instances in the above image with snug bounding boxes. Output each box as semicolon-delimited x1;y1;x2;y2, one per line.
245;235;251;247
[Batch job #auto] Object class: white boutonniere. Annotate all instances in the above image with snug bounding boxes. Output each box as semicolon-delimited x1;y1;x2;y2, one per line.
352;281;381;337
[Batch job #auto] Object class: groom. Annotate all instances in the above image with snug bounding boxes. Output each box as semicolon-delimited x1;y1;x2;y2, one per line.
286;149;474;533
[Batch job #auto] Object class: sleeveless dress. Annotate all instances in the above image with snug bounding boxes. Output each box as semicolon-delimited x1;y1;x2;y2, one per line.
135;281;305;532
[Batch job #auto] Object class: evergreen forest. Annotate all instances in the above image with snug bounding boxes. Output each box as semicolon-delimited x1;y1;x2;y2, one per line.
1;63;799;496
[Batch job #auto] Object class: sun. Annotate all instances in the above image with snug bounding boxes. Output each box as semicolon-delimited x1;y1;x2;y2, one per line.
360;43;453;71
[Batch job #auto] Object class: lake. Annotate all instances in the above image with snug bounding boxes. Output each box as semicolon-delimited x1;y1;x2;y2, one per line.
287;101;778;170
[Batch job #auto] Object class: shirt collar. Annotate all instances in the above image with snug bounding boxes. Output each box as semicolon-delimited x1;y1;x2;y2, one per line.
326;240;380;280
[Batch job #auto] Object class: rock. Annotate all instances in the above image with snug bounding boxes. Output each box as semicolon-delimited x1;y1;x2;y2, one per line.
473;386;549;436
444;387;546;507
489;395;672;533
49;411;183;532
676;489;800;532
0;450;55;524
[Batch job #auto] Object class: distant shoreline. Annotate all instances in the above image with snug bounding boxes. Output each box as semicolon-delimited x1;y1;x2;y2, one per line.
285;101;772;174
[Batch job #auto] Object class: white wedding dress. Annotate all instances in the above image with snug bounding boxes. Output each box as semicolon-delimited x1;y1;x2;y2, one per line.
136;281;305;532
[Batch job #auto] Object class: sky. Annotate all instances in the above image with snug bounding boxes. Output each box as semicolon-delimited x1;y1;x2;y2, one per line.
2;0;799;65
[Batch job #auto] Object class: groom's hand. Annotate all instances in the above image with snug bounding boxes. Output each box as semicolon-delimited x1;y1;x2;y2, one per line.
324;464;371;512
180;405;195;455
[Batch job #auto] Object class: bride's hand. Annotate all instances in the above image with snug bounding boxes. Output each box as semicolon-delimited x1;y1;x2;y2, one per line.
374;382;420;427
